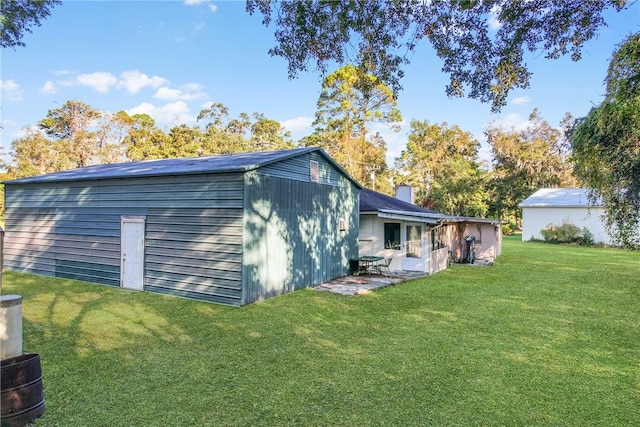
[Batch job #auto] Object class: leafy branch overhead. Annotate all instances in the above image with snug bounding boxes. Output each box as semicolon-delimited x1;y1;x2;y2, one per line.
569;33;640;249
247;0;628;111
0;0;61;48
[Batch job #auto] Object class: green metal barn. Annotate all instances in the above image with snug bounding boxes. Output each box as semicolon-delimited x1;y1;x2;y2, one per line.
2;147;361;306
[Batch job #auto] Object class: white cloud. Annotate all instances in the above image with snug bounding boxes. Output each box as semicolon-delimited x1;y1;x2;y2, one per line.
281;116;313;133
76;72;118;93
486;113;532;132
153;84;206;101
184;0;217;12
489;5;502;30
11;125;44;140
154;88;184;100
511;96;531;105
182;82;203;92
0;79;23;101
40;81;57;94
126;101;195;125
118;70;168;94
57;79;74;87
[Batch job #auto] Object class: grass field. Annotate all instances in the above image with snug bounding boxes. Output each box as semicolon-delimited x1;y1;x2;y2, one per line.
3;236;639;426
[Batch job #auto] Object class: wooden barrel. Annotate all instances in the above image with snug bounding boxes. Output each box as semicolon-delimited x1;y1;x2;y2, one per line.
1;353;45;427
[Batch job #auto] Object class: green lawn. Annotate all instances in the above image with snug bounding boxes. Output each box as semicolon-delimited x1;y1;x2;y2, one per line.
3;236;639;426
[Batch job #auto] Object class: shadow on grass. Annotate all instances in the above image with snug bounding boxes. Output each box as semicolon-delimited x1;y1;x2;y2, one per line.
3;236;639;427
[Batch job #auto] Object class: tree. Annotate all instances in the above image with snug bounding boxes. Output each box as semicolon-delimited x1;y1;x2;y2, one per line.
247;0;629;111
1;0;61;48
249;113;294;151
395;120;488;216
167;124;205;158
9;128;59;177
569;33;640;248
38;100;103;168
197;103;293;154
302;65;401;190
122;113;171;161
486;109;576;224
315;64;402;138
197;103;246;154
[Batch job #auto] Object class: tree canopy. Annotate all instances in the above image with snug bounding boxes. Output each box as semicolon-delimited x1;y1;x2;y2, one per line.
301;65;401;190
247;0;628;111
569;33;640;248
395;120;487;216
1;0;61;48
486;109;576;225
6;101;294;178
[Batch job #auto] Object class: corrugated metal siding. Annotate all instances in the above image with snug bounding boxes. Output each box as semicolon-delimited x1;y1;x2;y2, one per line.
6;175;243;209
259;151;349;186
4;173;245;303
144;207;243;305
4;205;124;284
242;169;359;304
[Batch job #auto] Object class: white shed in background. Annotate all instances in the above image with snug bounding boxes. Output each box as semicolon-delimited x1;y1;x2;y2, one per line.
519;188;611;245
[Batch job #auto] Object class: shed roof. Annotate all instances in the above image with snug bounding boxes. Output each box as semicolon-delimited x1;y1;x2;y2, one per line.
519;188;601;208
4;147;361;188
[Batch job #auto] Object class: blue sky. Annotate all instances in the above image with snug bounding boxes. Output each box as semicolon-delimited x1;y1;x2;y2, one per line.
1;0;639;167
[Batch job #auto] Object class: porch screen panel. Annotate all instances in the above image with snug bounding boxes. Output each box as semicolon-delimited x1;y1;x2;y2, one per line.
406;225;422;258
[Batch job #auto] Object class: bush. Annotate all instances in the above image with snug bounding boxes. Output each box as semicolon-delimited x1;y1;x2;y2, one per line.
540;223;595;245
578;227;595;246
540;223;580;243
502;219;517;236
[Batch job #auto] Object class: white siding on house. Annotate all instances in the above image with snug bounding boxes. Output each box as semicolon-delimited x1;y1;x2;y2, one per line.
521;206;610;244
358;214;431;273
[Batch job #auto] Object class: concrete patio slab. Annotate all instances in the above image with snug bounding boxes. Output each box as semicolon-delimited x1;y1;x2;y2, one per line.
314;271;429;296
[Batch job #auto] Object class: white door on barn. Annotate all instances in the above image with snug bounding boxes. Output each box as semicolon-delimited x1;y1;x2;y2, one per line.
121;216;146;290
402;224;425;271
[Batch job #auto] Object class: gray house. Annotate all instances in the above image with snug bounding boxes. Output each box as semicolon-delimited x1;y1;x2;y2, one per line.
3;147;361;306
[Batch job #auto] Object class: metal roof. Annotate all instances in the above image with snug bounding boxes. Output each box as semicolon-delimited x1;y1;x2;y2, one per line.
519;188;602;208
4;147;360;187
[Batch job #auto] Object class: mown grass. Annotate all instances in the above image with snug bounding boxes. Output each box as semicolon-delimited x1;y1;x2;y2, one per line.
3;236;639;426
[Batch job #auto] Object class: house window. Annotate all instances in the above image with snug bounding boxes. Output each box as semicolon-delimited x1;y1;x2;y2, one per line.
475;224;482;244
310;160;319;182
384;223;401;250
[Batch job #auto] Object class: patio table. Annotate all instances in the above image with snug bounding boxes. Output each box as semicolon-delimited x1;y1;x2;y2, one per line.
351;256;384;276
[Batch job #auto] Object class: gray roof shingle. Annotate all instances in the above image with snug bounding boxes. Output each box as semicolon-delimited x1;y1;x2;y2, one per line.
359;188;438;213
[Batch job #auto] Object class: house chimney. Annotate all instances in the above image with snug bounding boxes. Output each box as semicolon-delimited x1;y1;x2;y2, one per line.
395;185;415;204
